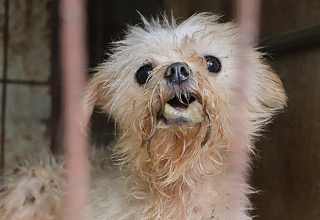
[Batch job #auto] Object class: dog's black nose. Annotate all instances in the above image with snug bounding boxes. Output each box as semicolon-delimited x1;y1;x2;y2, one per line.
164;62;189;84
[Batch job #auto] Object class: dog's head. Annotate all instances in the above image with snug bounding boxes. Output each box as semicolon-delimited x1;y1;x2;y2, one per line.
84;13;286;184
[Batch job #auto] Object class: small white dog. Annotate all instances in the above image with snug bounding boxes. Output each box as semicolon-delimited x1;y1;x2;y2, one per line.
0;13;286;220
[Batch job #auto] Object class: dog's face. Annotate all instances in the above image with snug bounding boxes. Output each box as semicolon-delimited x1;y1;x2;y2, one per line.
84;13;286;184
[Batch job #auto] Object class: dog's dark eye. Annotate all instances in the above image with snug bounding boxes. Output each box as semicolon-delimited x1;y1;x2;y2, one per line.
136;64;153;85
204;55;221;73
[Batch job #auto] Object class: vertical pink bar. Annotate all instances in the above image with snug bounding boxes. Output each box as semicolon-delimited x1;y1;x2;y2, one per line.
226;0;261;218
237;0;261;45
60;0;90;220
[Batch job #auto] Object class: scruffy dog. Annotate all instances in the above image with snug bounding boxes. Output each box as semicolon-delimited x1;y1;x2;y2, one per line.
0;14;286;220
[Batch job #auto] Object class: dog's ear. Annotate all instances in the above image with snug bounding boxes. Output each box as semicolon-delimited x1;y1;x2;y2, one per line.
252;63;287;120
83;70;111;126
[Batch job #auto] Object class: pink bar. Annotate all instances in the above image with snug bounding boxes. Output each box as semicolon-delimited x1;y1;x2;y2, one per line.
225;0;261;218
237;0;262;45
60;0;90;220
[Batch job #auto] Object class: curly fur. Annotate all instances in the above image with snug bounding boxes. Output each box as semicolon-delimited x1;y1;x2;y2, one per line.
0;13;286;220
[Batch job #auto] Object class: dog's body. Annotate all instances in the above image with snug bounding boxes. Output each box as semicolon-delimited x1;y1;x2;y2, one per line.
0;14;286;220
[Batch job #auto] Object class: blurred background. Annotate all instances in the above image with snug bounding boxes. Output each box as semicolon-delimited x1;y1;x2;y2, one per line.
0;0;320;219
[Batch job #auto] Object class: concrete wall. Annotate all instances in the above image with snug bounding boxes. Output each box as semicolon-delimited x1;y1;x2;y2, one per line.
0;0;59;168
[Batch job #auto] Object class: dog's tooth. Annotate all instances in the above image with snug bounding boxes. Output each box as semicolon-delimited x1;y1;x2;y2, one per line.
163;100;204;125
163;103;180;119
183;100;205;124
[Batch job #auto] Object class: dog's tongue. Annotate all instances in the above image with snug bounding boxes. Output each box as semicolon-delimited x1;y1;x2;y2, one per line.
163;100;205;125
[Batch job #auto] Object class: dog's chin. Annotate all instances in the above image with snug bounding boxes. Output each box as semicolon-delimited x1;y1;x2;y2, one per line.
160;95;205;127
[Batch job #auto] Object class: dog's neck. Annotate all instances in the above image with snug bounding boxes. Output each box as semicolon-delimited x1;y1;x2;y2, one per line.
114;123;228;219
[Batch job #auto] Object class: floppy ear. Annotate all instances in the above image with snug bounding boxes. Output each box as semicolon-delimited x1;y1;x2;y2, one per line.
252;62;287;122
259;66;286;107
83;70;111;126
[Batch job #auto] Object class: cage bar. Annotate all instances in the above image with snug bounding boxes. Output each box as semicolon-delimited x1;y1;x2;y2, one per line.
225;0;262;217
59;0;90;219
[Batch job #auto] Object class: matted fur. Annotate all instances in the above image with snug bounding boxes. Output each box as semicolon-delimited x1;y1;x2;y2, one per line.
0;13;286;220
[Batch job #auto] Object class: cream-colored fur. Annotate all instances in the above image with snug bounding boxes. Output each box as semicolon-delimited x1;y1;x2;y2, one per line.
0;13;286;220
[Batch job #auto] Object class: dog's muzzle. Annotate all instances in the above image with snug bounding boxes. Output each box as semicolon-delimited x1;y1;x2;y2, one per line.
164;62;189;85
161;63;205;126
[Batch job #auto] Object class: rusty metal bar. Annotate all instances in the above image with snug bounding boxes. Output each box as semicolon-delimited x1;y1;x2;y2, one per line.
60;0;90;220
226;0;261;217
0;0;10;172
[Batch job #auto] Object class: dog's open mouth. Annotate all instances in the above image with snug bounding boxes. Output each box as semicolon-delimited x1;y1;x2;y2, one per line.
162;93;205;125
167;95;196;111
